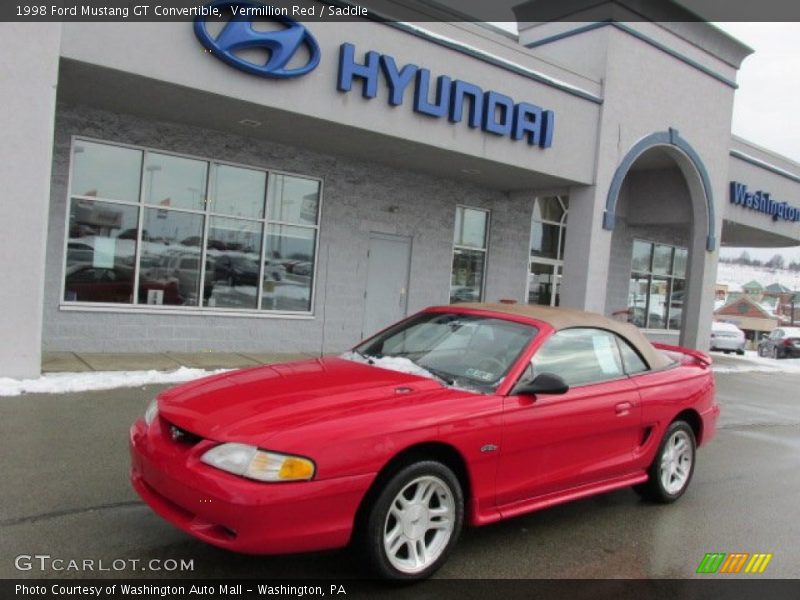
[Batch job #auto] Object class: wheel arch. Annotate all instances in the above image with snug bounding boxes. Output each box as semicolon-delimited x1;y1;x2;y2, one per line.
673;409;703;445
350;441;472;543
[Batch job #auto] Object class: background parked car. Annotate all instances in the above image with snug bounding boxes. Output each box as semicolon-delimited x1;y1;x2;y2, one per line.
758;327;800;359
213;255;260;287
64;264;181;305
709;321;746;355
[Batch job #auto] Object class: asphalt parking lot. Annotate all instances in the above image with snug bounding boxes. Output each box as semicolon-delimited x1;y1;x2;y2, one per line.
1;355;799;580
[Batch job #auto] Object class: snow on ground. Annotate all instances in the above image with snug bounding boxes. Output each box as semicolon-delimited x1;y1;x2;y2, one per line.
711;350;800;374
717;262;800;292
0;367;231;397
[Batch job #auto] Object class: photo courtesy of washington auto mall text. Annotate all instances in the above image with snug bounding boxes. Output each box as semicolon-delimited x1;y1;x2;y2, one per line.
14;584;349;598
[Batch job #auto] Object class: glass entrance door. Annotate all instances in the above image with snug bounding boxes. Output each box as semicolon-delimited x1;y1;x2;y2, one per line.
527;196;568;307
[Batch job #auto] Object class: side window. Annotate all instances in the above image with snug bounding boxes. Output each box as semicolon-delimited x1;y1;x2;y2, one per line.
531;328;624;387
616;336;649;375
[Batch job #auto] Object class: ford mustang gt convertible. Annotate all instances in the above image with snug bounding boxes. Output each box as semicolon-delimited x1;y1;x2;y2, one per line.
130;303;718;580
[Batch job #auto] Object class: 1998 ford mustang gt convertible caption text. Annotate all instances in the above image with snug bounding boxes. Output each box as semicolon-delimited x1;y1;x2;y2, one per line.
130;303;718;580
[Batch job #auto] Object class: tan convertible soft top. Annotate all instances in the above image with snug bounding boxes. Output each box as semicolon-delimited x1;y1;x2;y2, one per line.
452;303;673;370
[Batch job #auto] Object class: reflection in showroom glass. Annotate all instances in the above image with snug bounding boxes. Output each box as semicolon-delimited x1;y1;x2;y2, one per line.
263;224;316;312
63;139;323;314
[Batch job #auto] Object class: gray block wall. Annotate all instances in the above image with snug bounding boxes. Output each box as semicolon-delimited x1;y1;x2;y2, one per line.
43;104;533;354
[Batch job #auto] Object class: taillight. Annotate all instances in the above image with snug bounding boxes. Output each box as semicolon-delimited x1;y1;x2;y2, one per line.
784;338;797;346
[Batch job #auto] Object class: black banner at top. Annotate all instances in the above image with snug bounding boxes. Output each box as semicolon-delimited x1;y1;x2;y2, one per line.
3;0;800;22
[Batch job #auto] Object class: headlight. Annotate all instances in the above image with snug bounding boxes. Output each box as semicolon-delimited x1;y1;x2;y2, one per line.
144;398;159;426
200;443;315;482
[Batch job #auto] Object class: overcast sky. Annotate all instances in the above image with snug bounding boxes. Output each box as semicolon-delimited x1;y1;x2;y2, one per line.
698;23;800;262
715;23;800;164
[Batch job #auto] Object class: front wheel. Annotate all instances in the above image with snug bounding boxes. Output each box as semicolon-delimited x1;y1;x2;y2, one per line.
636;421;696;503
362;461;464;580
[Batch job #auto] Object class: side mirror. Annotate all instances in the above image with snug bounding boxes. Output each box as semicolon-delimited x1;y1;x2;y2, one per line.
513;372;569;396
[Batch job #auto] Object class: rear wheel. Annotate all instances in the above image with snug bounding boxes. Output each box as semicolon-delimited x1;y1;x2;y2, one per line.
636;421;696;503
362;461;463;580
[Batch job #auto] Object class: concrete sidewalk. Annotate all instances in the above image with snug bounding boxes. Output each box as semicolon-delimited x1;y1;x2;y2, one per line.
41;351;320;373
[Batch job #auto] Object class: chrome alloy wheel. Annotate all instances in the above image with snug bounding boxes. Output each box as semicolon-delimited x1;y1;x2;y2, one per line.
659;430;693;495
382;475;455;574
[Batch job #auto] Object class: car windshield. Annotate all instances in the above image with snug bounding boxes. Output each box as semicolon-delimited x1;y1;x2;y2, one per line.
353;312;537;392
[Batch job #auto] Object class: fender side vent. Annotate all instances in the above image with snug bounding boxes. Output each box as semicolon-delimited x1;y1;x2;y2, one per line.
641;427;653;446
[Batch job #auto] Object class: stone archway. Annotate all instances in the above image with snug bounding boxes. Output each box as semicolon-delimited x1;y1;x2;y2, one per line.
602;129;715;348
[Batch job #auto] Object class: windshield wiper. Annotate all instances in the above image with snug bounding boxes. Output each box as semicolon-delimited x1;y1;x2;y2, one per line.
414;363;455;386
352;349;375;364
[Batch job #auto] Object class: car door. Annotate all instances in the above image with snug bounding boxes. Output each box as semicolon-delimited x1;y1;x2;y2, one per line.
496;328;642;507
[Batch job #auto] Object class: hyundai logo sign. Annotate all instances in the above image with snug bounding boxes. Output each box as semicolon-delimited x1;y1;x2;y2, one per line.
194;1;320;79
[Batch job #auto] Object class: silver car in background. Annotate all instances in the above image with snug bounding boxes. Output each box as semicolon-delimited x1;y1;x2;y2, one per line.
710;321;746;355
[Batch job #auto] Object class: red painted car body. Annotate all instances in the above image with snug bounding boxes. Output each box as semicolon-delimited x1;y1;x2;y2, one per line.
130;305;718;555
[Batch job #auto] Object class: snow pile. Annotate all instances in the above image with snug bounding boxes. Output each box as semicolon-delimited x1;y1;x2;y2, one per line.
0;367;231;397
712;351;800;374
340;351;440;381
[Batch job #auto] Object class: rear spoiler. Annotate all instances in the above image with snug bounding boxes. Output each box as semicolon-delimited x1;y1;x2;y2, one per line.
652;342;713;367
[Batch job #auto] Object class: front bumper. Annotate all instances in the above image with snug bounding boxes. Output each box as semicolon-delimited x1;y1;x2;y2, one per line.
129;419;374;554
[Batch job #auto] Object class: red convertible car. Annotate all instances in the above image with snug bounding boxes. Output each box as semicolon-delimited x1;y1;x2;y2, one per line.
130;303;718;579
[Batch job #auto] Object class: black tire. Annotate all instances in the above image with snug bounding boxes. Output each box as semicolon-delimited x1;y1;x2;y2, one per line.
723;350;731;354
772;347;780;360
635;420;696;503
736;349;745;356
362;461;464;581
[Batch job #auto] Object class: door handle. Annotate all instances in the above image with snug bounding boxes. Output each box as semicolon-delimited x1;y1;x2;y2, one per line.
615;401;633;415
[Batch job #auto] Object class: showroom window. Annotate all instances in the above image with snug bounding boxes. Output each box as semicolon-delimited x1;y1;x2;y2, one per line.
528;195;568;306
63;139;321;314
628;240;687;330
450;206;490;304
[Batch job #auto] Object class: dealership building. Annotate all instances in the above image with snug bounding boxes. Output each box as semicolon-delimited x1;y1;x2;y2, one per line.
3;0;800;378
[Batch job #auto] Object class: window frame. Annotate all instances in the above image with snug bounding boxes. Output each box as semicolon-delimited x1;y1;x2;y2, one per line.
60;136;323;319
613;333;650;375
527;195;568;307
449;204;491;304
628;239;687;331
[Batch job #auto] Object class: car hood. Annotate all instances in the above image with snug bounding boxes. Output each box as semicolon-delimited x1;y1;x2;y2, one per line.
156;357;453;445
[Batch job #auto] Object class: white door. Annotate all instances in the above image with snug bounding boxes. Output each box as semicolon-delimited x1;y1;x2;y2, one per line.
362;233;412;339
